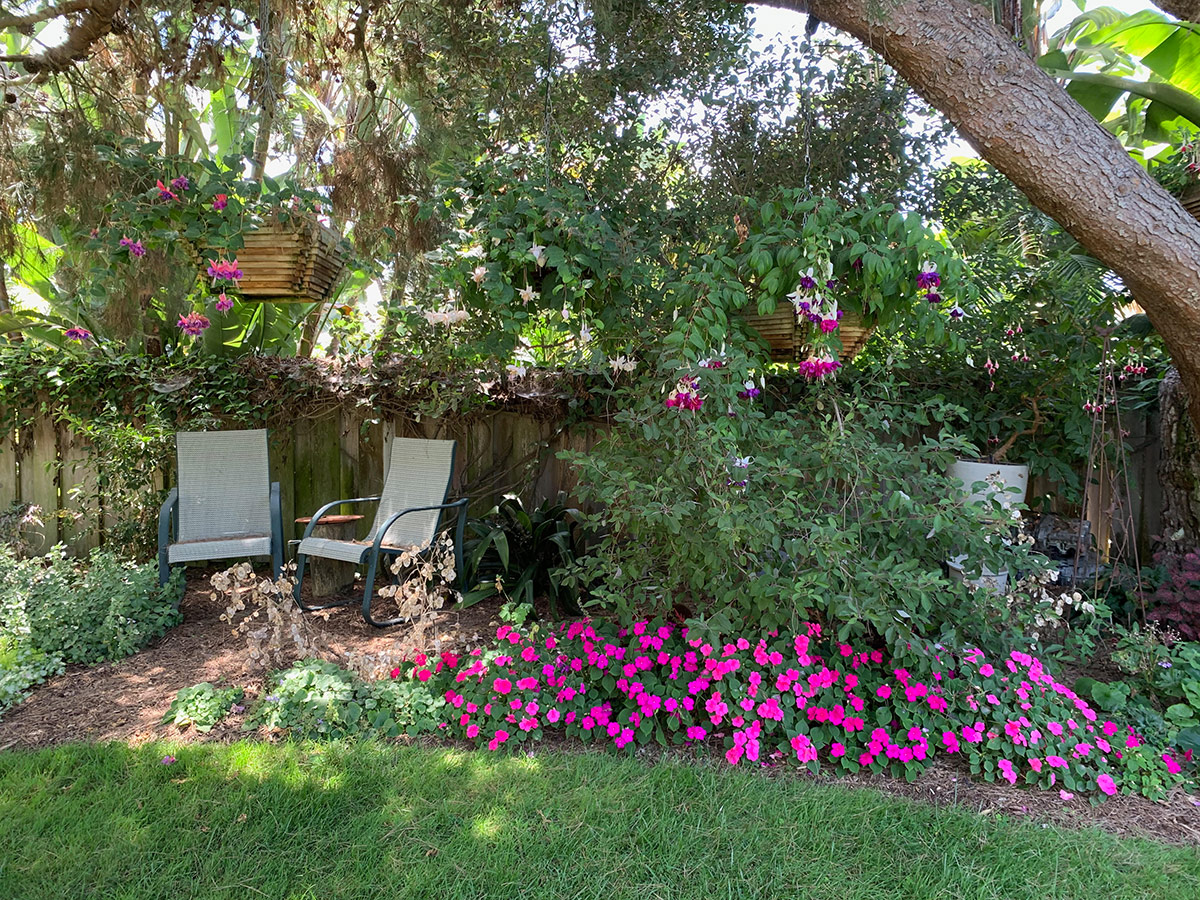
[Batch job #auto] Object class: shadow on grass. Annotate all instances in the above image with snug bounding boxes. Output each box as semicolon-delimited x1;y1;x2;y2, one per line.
1;740;1198;900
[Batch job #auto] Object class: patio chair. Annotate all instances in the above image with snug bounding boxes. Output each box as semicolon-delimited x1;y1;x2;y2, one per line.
294;436;469;627
158;429;284;585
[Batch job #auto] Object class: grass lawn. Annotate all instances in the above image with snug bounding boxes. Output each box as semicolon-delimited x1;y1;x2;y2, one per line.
0;741;1197;900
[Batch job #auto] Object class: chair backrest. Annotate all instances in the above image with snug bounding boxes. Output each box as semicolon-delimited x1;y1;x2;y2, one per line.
369;437;456;550
176;430;273;542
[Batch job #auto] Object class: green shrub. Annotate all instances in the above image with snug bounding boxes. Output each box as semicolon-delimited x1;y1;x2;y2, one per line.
562;343;1045;651
0;546;183;717
162;682;244;733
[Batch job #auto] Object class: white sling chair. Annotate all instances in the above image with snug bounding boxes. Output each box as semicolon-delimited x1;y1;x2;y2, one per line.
294;437;468;627
157;429;283;584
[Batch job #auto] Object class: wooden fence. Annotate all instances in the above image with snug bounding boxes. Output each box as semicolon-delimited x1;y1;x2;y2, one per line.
0;406;605;558
0;401;1168;563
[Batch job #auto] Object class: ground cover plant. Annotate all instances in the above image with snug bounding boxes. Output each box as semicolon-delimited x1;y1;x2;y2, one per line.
1;741;1198;900
0;546;184;717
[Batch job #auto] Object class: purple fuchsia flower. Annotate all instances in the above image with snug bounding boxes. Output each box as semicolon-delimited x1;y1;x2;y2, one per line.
214;293;233;313
177;312;211;336
825;279;838;291
665;376;704;411
948;305;966;320
64;327;92;342
119;236;146;257
799;275;818;291
737;379;762;400
851;258;863;272
820;318;839;333
213;193;228;211
156;179;179;202
206;258;243;281
924;291;941;304
170;175;190;192
917;261;941;290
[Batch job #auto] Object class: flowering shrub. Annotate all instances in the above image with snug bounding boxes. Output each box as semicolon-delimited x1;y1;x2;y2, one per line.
564;340;1044;649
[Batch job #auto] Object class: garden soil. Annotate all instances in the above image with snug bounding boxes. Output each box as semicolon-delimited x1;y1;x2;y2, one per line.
1;570;1198;848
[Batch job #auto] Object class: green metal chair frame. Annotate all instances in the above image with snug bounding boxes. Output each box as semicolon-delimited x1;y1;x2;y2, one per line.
294;437;468;627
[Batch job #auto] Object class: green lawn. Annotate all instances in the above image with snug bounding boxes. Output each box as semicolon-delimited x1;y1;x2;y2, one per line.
0;741;1197;900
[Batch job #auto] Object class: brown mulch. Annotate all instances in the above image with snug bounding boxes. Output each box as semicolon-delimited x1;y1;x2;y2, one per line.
1;573;1199;848
0;567;501;750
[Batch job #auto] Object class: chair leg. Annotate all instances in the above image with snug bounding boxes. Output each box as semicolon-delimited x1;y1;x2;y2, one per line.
361;549;412;628
158;547;171;587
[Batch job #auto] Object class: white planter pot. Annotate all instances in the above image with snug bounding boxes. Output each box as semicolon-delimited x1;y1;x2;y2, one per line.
948;460;1029;510
947;554;1009;595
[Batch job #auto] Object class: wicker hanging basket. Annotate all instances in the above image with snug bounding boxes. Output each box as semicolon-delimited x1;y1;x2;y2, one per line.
187;216;349;304
739;304;875;363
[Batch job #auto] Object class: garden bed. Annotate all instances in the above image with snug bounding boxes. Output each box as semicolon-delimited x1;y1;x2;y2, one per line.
1;570;1199;848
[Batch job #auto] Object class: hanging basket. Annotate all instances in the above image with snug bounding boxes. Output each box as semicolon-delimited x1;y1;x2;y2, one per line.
186;216;349;304
739;304;875;363
1182;185;1200;224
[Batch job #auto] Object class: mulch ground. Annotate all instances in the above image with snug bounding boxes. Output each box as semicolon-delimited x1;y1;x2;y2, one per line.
1;569;1199;848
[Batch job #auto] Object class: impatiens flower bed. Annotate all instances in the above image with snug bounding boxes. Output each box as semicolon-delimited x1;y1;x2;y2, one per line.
384;619;1193;801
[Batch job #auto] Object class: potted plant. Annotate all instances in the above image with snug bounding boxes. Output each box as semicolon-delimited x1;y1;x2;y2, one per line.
709;193;973;372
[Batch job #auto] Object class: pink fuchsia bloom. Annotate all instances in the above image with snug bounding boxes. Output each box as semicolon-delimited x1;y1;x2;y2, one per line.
797;354;840;380
118;236;146;257
917;261;941;291
63;327;92;342
213;193;228;210
170;175;190;192
215;293;233;313
819;318;839;333
177;313;211;336
206;258;244;281
156;179;179;201
665;376;704;411
1096;773;1118;796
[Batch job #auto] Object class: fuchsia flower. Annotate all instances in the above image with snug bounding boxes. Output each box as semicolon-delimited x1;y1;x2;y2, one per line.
797;355;840;380
63;327;92;342
170;175;190;192
156;179;179;201
214;293;234;313
917;261;941;291
118;236;146;257
177;313;211;336
819;318;839;333
206;258;244;281
665;377;703;411
213;193;229;211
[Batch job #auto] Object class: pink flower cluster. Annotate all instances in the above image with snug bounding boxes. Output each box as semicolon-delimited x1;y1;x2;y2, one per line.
206;258;243;281
177;312;211;336
797;355;840;380
119;236;146;257
391;619;1185;799
665;377;703;411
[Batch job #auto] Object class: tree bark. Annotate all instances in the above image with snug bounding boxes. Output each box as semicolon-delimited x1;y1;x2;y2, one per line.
751;0;1200;432
1151;0;1200;24
1158;368;1200;553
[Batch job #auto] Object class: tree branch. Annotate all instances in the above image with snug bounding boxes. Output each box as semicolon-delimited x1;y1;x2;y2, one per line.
0;0;123;75
1152;1;1200;24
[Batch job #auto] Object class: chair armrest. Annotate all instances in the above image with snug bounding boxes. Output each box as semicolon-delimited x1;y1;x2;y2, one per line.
300;496;382;541
372;499;470;552
158;488;179;547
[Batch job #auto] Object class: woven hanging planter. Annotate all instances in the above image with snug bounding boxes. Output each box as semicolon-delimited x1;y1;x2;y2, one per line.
739;304;875;363
187;216;349;304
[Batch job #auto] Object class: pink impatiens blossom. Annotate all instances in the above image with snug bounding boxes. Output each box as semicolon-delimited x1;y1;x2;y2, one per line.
1096;773;1118;796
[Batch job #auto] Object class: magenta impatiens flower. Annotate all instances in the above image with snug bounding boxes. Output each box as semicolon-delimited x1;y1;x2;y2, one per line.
1096;773;1118;796
177;313;211;336
63;327;92;342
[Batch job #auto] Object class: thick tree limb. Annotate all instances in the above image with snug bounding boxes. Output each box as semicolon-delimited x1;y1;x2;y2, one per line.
747;0;1200;432
0;0;103;30
0;0;122;74
1152;1;1200;24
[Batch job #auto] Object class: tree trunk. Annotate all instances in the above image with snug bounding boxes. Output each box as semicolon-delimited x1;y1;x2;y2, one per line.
752;0;1200;432
1158;367;1200;554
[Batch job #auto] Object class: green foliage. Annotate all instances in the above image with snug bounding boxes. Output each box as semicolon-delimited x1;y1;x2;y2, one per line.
162;683;244;733
462;493;584;617
562;341;1045;650
0;546;182;716
0;546;183;668
369;679;449;737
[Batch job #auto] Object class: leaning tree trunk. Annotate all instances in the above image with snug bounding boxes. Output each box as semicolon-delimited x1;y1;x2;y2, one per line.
750;0;1200;431
1158;368;1200;554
